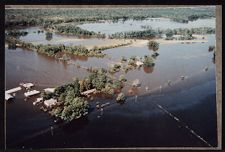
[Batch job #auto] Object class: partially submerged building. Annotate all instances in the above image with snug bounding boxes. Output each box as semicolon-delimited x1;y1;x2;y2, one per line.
44;98;57;108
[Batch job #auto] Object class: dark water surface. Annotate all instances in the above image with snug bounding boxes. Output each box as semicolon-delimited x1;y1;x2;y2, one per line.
5;25;217;148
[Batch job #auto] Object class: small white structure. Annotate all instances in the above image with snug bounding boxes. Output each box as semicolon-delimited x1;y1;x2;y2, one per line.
5;93;14;101
24;90;40;97
33;97;43;105
44;88;55;93
20;83;34;89
5;87;22;94
136;61;143;66
44;99;57;108
132;79;141;87
81;89;96;95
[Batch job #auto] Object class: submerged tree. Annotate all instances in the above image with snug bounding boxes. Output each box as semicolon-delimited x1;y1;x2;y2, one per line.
45;32;53;41
148;41;159;51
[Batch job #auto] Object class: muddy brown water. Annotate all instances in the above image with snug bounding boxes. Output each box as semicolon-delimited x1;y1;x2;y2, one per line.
5;25;217;148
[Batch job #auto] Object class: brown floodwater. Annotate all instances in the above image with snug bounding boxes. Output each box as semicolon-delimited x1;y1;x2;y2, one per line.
5;26;217;148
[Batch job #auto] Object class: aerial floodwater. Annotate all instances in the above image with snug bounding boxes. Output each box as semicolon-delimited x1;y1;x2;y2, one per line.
5;6;217;149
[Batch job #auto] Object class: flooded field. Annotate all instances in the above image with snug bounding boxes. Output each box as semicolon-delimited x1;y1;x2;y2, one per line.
78;18;215;35
5;7;217;149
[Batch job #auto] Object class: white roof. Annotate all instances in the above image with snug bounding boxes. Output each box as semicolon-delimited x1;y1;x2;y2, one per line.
132;79;141;87
5;87;22;94
44;88;55;93
44;99;57;107
81;88;96;95
24;90;40;97
5;93;13;101
136;61;143;66
20;83;34;88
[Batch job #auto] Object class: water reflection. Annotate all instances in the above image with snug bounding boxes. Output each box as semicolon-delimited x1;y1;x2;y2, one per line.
143;66;154;74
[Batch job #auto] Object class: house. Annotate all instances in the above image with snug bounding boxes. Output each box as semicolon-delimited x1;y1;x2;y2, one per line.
44;99;57;108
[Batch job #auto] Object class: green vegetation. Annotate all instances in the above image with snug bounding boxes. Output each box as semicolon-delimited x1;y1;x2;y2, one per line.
148;41;159;51
5;30;28;37
45;32;53;41
143;55;155;67
52;24;106;38
109;27;215;40
109;64;121;74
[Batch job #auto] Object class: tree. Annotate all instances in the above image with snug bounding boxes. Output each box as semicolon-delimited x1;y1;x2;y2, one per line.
45;32;53;41
165;29;173;38
72;78;81;97
148;41;159;51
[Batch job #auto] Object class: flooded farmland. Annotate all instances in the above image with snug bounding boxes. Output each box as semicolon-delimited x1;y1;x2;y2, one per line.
5;7;218;149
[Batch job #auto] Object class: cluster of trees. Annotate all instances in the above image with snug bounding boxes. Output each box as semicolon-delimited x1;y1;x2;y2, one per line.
109;27;215;40
54;25;106;38
148;41;159;51
42;79;89;122
143;55;155;67
109;64;121;74
43;67;128;121
5;30;28;37
110;29;158;39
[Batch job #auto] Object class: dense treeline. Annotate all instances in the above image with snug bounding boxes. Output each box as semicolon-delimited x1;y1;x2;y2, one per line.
52;25;106;38
5;7;215;29
109;27;215;39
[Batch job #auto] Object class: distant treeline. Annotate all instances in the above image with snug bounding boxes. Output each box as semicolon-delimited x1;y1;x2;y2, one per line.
5;7;215;28
6;35;131;57
109;27;215;39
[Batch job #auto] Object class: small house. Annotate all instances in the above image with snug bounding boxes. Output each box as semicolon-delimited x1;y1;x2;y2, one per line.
44;99;57;108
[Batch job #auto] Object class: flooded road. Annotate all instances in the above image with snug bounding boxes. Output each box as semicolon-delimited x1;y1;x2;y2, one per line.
5;19;217;148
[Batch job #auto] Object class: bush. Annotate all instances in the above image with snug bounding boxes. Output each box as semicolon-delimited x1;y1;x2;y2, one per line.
116;92;126;103
148;41;159;51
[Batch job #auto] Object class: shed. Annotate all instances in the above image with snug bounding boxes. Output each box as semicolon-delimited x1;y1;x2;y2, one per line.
81;89;96;95
44;88;55;93
24;90;40;97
